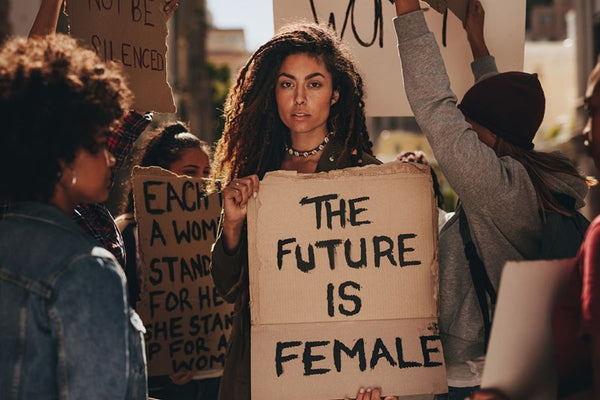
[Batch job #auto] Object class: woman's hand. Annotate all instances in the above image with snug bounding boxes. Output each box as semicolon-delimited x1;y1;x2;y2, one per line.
344;387;398;400
464;0;490;59
221;175;259;252
169;369;193;385
467;388;510;400
164;0;179;20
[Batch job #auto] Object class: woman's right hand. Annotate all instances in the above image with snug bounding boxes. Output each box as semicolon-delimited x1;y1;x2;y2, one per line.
467;388;510;400
344;387;397;400
464;0;490;59
221;175;259;252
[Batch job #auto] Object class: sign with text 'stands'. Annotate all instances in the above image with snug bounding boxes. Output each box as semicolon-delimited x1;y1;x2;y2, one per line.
247;162;447;399
69;0;175;113
132;166;233;378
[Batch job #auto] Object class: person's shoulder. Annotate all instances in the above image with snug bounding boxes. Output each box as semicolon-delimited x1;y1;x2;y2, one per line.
585;215;600;238
54;246;126;292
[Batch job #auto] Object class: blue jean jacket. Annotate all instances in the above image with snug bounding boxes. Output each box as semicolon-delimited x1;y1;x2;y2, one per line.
0;202;147;399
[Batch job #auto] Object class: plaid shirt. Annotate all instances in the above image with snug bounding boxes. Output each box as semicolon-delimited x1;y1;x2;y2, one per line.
1;111;152;268
73;111;152;267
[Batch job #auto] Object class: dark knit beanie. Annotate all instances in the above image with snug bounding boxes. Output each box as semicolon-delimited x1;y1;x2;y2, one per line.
457;71;545;150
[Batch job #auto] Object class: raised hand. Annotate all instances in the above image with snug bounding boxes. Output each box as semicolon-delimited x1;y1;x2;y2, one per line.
221;174;259;252
464;0;490;59
164;0;179;20
344;387;398;400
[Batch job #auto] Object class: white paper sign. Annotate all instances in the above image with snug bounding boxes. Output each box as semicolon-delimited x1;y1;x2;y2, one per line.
481;258;576;400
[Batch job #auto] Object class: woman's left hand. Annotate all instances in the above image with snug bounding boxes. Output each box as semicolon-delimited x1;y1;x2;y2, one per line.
169;369;193;385
164;0;179;20
467;388;510;400
344;387;398;400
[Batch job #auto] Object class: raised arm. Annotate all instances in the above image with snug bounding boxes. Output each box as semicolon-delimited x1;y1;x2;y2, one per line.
464;0;490;60
29;0;179;38
29;0;62;38
393;0;420;15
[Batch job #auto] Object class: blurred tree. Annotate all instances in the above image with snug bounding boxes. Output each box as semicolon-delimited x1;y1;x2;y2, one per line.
208;62;230;141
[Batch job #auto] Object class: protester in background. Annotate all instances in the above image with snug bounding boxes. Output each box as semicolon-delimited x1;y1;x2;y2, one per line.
6;0;179;268
466;61;600;400
581;58;600;399
542;55;600;400
210;22;383;400
392;0;591;398
0;33;147;400
116;121;217;400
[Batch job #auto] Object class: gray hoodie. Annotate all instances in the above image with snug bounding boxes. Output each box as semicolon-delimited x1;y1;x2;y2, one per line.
394;10;588;385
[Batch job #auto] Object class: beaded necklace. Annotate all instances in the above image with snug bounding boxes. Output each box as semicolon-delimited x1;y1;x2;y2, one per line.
285;132;333;158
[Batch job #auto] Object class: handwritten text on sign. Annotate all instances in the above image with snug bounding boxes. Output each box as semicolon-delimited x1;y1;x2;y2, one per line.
132;167;233;377
69;0;175;112
248;163;446;399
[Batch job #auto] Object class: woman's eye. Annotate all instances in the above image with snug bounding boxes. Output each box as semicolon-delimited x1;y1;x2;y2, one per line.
309;81;322;88
279;81;293;88
182;169;197;176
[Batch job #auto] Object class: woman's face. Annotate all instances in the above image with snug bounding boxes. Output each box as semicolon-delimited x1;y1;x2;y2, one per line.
275;52;339;138
169;147;210;178
68;130;115;205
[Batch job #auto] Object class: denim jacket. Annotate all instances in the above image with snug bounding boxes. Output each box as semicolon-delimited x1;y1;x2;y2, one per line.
0;202;147;399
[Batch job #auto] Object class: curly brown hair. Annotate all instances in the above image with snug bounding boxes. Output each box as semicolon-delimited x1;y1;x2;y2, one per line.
212;23;373;185
0;34;132;202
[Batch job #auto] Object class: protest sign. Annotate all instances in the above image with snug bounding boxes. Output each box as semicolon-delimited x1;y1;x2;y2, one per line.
481;258;576;400
132;166;232;378
273;0;526;116
247;162;447;399
69;0;176;113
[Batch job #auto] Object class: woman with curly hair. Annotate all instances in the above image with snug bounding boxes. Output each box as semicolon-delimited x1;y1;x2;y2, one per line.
210;23;382;400
0;34;147;399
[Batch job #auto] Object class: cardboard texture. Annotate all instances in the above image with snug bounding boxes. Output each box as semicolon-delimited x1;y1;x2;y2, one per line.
481;259;576;400
273;0;526;117
247;162;446;399
132;166;233;378
69;0;176;113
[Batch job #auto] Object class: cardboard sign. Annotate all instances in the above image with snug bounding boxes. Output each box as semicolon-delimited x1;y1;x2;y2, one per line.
247;162;447;399
132;166;233;378
69;0;176;113
273;0;526;116
481;258;576;400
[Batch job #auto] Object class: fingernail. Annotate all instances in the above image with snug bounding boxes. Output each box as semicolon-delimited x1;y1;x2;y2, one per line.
359;388;365;394
253;192;257;199
366;388;372;393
